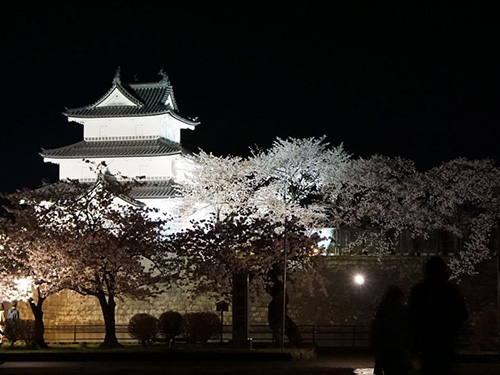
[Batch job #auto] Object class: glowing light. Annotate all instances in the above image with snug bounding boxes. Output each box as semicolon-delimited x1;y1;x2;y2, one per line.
354;274;365;285
311;247;321;256
313;228;334;252
15;278;31;295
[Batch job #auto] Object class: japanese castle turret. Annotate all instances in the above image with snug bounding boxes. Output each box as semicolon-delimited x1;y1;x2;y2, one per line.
41;69;199;218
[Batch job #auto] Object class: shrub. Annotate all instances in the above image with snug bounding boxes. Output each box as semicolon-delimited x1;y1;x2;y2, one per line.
4;319;21;347
182;312;220;344
128;313;158;345
158;311;183;345
3;319;37;348
18;320;37;349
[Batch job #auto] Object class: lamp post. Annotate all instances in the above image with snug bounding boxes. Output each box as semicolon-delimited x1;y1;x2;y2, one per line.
282;216;288;352
497;220;500;354
353;273;365;326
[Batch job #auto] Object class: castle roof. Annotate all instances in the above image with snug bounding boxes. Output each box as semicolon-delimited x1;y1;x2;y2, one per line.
38;178;181;204
64;69;199;126
41;138;188;159
130;179;181;199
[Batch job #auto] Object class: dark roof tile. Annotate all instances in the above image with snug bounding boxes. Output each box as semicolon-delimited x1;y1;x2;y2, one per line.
64;79;199;126
130;180;181;199
41;138;187;159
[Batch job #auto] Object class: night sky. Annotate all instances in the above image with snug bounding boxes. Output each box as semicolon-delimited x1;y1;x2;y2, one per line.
1;2;498;192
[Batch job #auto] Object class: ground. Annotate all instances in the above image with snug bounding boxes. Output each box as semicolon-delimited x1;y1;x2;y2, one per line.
1;349;500;374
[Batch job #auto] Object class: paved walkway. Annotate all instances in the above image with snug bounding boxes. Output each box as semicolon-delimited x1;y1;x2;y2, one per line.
1;348;500;374
1;352;500;375
1;360;500;375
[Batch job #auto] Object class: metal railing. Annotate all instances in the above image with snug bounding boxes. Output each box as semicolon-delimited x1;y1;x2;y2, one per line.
42;324;474;347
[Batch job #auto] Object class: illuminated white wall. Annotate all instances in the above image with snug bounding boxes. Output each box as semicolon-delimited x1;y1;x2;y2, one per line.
71;113;193;144
137;196;210;237
46;154;191;182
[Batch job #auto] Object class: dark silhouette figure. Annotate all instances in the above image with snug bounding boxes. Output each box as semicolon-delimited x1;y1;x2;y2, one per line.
6;301;20;348
266;264;303;347
371;285;412;375
6;302;19;322
408;256;468;375
0;302;5;346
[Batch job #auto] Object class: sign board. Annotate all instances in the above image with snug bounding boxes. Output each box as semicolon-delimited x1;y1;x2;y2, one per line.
216;301;229;312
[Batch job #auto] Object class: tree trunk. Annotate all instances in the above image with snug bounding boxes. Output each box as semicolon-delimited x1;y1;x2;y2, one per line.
28;290;48;349
266;265;303;348
230;273;250;347
96;293;122;348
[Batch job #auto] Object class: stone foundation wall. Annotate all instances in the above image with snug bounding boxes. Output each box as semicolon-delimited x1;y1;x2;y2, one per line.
287;255;496;326
12;256;497;327
31;285;220;326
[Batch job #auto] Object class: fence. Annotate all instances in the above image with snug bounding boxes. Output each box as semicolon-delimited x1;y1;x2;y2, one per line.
42;324;475;347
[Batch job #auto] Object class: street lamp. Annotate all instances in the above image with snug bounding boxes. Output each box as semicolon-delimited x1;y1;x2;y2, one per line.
354;274;365;286
352;273;365;325
282;216;288;352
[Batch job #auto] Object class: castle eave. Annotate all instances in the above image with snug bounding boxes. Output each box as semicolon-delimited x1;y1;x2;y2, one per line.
64;110;200;127
40;138;187;159
130;179;181;199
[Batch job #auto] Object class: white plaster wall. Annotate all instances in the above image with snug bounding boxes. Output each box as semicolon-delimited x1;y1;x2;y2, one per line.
72;113;191;143
79;116;163;139
138;197;185;234
49;155;187;181
171;156;194;183
159;115;185;143
138;197;210;236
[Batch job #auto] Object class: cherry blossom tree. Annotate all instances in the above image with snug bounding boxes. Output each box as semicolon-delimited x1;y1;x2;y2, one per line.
247;136;350;344
2;174;171;348
327;155;500;279
422;158;500;278
250;136;350;227
0;188;77;348
172;137;347;346
166;207;321;346
326;155;427;255
177;150;255;223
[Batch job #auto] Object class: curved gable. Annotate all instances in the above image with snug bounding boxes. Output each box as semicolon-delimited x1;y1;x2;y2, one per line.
96;86;142;107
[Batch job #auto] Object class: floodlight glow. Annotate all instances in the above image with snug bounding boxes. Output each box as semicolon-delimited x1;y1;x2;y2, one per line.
16;278;31;294
311;247;321;256
354;274;365;285
314;228;334;252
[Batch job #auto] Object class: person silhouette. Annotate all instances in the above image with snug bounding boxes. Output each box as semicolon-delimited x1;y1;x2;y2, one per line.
7;302;19;322
0;302;5;346
6;301;20;348
408;256;468;375
371;285;412;375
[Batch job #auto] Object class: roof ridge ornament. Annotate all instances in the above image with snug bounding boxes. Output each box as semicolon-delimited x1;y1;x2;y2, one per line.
113;66;122;85
158;68;171;85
